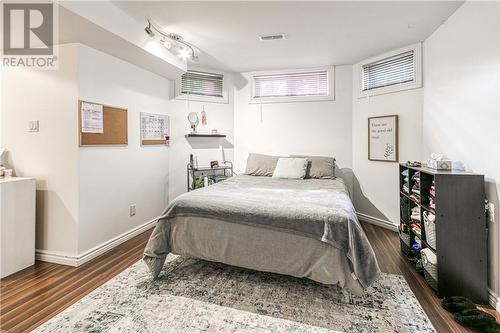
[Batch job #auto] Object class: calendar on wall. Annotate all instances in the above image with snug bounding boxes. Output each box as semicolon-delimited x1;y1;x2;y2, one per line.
140;112;170;146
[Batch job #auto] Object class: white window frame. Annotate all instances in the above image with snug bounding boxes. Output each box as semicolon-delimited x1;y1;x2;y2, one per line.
357;43;422;98
174;68;229;104
249;66;335;104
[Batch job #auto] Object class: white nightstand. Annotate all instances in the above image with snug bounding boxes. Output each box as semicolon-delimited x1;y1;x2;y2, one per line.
0;177;36;278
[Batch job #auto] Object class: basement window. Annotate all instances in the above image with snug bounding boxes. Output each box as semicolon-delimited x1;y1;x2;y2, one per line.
175;70;228;103
250;67;334;103
358;43;422;97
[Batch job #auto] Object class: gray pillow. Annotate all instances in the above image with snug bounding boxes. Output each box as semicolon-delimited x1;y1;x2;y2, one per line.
245;153;281;176
290;155;336;179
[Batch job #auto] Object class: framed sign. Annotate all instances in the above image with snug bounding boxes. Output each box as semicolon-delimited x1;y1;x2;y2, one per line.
368;115;398;162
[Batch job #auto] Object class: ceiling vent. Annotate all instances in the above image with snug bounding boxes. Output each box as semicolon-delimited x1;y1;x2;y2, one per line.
259;34;285;41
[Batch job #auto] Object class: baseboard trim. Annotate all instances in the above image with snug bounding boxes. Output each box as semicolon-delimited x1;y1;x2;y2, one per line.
489;289;500;312
357;213;398;232
35;218;157;267
35;250;79;266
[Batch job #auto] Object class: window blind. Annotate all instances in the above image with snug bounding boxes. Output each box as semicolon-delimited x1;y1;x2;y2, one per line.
181;70;224;97
362;50;415;91
253;70;329;98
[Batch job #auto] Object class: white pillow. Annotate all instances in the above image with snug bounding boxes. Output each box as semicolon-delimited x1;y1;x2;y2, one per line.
272;158;308;179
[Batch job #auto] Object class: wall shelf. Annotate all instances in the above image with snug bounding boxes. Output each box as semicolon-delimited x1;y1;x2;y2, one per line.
185;134;226;138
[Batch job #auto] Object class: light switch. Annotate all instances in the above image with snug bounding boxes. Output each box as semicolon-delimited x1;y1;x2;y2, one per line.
28;120;39;132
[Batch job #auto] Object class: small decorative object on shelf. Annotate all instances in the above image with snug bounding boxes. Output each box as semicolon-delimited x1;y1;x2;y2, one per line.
210;160;219;168
187;112;199;134
189;153;198;169
187;161;233;192
218;145;225;165
426;153;452;170
406;161;421;167
201;106;207;126
211;129;218;135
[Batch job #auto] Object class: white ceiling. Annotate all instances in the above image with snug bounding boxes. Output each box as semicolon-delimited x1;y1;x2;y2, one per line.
58;5;185;79
113;1;463;73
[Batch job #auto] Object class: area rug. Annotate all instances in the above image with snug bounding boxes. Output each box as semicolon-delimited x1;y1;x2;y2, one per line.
33;255;435;333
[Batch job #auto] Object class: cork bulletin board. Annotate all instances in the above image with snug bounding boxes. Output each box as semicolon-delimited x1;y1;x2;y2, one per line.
79;100;128;147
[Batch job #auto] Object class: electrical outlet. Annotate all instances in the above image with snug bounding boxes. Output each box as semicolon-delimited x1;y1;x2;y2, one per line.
129;204;136;216
487;202;495;223
28;120;39;132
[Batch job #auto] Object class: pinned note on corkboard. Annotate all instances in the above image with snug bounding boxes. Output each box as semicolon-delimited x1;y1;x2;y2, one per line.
79;101;128;147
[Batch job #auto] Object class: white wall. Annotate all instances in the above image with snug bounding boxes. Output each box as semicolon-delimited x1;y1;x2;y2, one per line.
351;77;423;224
1;43;235;258
233;66;353;189
1;44;80;255
423;0;500;298
233;64;422;224
78;45;172;253
167;78;235;200
78;45;235;254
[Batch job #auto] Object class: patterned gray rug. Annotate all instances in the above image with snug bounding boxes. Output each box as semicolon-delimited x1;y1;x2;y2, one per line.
34;255;435;333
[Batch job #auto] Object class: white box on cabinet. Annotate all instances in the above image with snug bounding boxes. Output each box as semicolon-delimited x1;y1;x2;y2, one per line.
0;177;36;278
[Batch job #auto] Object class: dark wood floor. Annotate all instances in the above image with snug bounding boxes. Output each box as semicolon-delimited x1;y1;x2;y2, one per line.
0;222;498;332
0;231;152;333
362;222;499;333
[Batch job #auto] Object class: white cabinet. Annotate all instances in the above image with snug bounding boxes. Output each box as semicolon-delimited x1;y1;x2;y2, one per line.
0;177;36;278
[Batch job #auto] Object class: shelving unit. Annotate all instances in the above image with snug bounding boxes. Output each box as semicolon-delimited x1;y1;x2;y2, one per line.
187;161;233;192
399;163;488;303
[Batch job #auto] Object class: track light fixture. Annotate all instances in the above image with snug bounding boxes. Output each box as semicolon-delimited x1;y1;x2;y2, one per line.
144;19;197;61
144;22;155;38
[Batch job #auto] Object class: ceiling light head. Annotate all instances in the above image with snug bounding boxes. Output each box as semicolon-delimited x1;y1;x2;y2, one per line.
160;39;171;50
178;47;191;60
145;23;155;38
168;33;183;42
259;34;285;41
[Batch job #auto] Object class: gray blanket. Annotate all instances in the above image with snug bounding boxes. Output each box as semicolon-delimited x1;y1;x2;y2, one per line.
144;175;380;288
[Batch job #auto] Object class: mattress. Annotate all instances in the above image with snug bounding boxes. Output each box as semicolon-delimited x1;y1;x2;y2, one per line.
169;216;365;294
143;175;380;291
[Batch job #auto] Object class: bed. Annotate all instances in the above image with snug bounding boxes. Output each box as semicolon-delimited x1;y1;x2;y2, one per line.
143;173;380;293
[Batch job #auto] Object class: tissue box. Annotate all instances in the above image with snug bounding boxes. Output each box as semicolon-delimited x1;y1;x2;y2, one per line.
427;159;452;170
